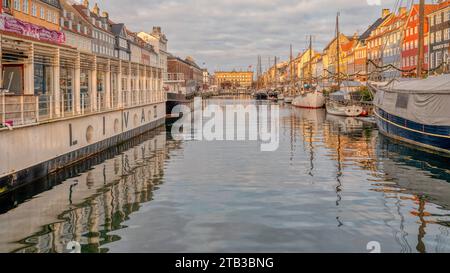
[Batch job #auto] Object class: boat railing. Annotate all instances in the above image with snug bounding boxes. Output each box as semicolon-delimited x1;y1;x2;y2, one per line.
0;92;38;127
1;89;165;130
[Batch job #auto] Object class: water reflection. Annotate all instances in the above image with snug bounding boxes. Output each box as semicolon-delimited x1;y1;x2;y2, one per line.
0;98;449;253
0;127;182;253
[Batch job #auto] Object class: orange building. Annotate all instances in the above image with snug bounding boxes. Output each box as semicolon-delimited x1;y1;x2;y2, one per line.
2;0;62;31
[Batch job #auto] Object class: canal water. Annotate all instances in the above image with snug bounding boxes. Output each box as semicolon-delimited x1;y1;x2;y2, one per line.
1;97;450;253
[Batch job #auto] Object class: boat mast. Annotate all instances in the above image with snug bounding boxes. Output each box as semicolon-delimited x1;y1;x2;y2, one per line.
290;44;293;96
274;56;278;89
417;0;425;78
336;12;341;90
309;35;313;86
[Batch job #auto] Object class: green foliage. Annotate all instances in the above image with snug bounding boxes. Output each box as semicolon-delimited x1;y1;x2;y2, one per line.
358;86;373;102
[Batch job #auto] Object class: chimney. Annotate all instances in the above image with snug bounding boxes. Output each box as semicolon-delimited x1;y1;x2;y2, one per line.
92;3;100;16
382;8;390;18
83;0;89;8
153;26;161;34
399;7;407;15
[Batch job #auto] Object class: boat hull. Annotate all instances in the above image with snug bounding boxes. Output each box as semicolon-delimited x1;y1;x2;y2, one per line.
292;92;325;109
374;107;450;154
284;97;293;103
326;101;363;117
0;103;166;191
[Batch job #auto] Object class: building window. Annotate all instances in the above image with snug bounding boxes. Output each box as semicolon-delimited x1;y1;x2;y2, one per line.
436;13;442;25
13;0;20;11
31;3;37;16
445;28;450;41
40;7;45;19
22;0;29;13
431;52;435;68
436;30;442;43
436;51;442;66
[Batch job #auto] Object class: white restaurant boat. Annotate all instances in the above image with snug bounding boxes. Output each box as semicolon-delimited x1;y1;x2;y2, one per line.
0;7;168;190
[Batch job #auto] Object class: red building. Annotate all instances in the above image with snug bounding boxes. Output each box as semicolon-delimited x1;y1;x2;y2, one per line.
401;4;437;76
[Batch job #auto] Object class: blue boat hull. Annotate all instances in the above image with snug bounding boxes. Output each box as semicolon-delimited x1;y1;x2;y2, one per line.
374;107;450;154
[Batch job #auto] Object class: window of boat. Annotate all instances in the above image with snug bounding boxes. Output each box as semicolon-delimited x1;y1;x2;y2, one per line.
395;93;409;109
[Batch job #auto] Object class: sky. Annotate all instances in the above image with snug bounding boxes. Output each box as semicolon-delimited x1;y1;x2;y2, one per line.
90;0;405;72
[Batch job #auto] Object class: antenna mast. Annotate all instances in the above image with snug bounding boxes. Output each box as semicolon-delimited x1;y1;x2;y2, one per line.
417;0;425;77
336;12;341;90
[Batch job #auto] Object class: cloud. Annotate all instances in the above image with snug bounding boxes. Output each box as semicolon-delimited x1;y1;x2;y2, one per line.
92;0;397;72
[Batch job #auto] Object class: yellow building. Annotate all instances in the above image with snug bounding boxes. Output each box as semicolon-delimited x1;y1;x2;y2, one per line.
294;48;318;81
215;71;254;88
322;33;353;76
2;0;62;31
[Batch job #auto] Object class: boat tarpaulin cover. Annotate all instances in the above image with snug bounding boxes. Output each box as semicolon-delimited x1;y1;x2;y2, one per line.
372;75;450;126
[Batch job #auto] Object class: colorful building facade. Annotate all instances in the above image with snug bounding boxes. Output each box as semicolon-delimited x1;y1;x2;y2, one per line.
428;0;450;72
401;4;436;76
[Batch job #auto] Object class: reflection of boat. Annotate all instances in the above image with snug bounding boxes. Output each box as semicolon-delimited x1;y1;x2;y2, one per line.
377;134;450;209
370;75;450;154
326;114;368;135
292;107;326;124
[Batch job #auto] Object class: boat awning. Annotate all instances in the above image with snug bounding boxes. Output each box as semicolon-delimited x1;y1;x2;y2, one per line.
371;75;450;126
377;75;450;94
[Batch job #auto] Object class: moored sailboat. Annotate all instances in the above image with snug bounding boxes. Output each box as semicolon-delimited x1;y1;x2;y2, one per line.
292;36;325;109
370;75;450;154
325;13;363;116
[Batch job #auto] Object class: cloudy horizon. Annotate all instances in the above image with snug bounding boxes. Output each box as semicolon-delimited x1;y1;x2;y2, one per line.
90;0;406;73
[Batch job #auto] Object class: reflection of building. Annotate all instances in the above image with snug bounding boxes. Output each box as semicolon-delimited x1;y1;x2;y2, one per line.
214;71;253;89
0;129;179;253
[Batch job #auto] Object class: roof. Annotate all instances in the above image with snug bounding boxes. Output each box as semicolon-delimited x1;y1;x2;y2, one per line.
72;4;114;34
359;15;389;42
40;0;61;9
341;40;356;52
429;0;450;14
168;55;202;70
323;33;352;51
